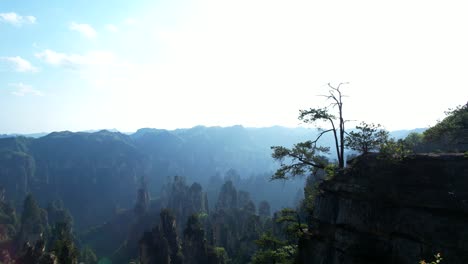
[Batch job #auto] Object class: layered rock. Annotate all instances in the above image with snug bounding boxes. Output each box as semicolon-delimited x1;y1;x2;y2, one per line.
298;153;468;264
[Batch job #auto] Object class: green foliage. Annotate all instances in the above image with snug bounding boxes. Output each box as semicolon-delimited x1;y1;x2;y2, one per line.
299;107;335;124
196;212;209;220
251;232;297;264
419;253;443;264
271;83;348;180
424;103;467;142
404;132;424;152
301;176;320;214
254;232;284;249
423;103;467;151
213;247;229;263
271;142;329;180
324;163;338;180
97;257;112;264
345;122;389;154
275;209;307;242
49;222;78;264
379;138;412;161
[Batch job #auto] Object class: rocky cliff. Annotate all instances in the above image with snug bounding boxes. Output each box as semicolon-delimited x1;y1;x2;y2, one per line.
298;153;468;264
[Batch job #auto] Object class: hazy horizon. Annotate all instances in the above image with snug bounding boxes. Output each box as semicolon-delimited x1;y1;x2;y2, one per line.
1;124;428;137
1;0;467;134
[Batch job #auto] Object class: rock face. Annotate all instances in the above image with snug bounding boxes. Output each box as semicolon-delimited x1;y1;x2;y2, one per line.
258;201;271;218
160;177;209;233
183;215;207;264
139;209;183;264
210;181;261;262
0;137;35;206
215;181;237;211
139;211;228;264
298;153;468;264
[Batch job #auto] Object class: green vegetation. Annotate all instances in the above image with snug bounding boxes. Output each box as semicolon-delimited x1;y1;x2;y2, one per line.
424;103;467;144
420;253;443;264
0;101;466;263
251;232;297;264
251;208;306;264
379;138;412;161
271;83;348;180
49;222;78;264
345;122;389;154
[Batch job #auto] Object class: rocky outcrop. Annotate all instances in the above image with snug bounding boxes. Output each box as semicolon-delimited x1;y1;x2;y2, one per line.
160;177;209;233
139;211;228;264
81;186;158;262
210;181;261;262
215;181;237;211
17;239;56;264
0;138;35;207
183;215;207;264
139;209;183;264
298;153;468;264
0;197;17;243
17;195;48;248
258;201;271;218
134;186;150;216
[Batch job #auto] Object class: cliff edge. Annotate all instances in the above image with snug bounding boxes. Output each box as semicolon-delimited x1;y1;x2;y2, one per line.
299;153;468;264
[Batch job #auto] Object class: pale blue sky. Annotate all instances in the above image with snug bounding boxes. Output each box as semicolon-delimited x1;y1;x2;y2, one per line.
1;0;467;134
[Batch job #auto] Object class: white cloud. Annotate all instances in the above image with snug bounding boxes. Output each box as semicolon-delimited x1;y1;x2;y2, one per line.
69;22;97;38
35;49;116;68
9;83;43;96
123;18;137;25
105;24;118;32
35;49;86;68
0;12;36;26
78;0;468;131
5;1;467;132
1;56;38;72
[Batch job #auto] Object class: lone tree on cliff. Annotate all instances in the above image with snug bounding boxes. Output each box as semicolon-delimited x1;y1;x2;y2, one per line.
271;82;348;180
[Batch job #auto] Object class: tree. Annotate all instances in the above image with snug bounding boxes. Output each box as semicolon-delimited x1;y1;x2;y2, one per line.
423;102;467;152
403;132;424;152
251;208;306;264
251;232;296;264
345;122;389;154
271;82;347;180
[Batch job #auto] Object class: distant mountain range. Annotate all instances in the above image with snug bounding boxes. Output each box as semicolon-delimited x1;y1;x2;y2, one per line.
0;125;426;229
0;125;426;139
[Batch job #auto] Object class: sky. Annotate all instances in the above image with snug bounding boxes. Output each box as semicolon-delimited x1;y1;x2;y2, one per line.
1;0;467;134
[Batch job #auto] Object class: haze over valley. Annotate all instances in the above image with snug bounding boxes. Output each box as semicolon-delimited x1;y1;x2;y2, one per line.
1;1;467;264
